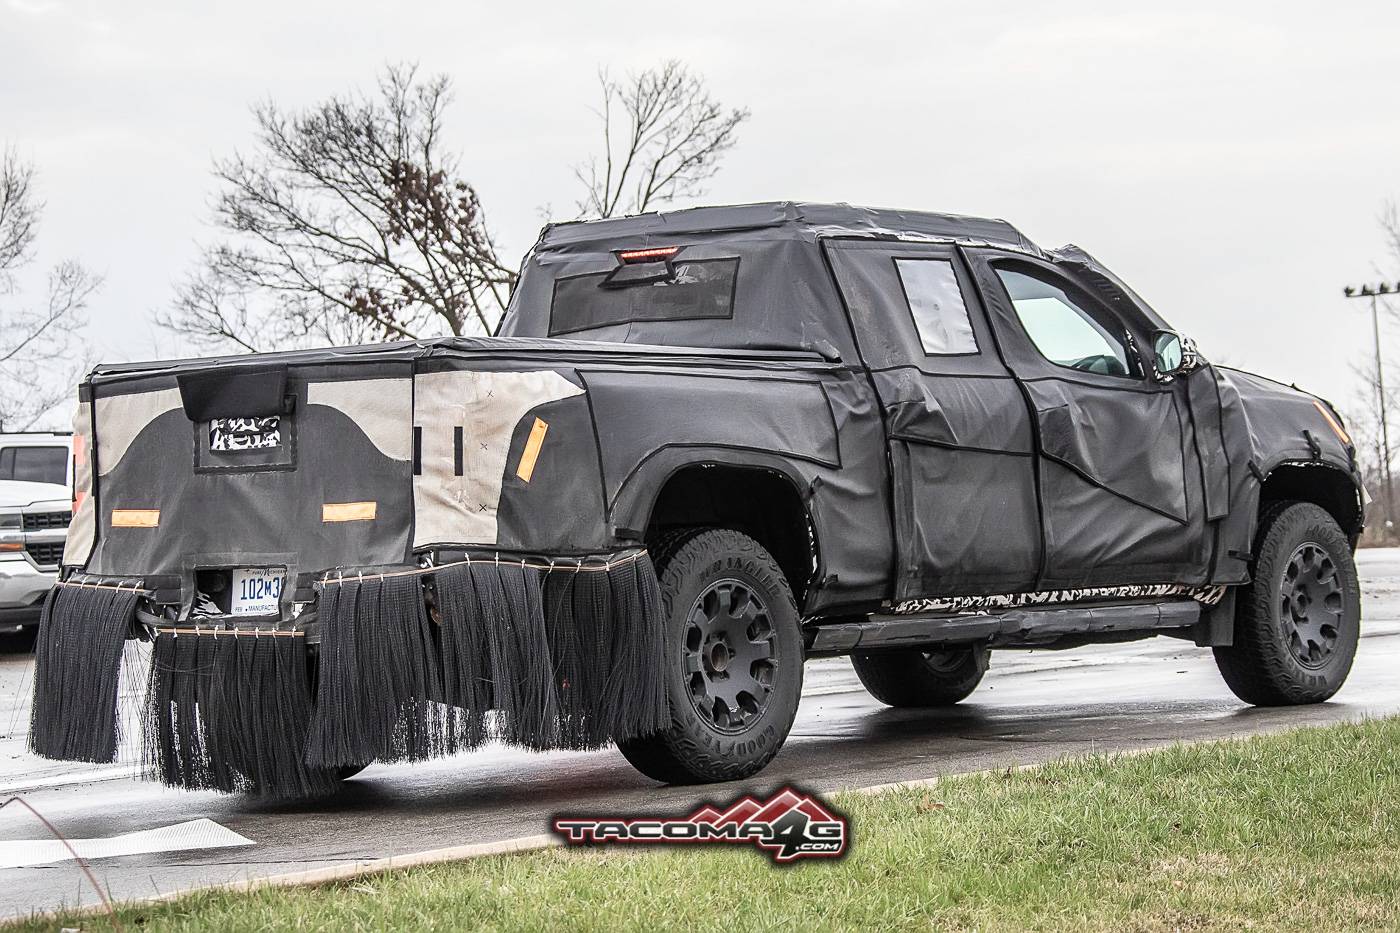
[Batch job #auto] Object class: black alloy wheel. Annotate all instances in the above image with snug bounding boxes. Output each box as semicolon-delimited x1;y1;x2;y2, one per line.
683;579;779;733
1279;542;1343;670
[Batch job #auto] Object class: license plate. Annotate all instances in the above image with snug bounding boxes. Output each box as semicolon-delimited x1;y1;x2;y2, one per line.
210;417;281;451
230;568;284;616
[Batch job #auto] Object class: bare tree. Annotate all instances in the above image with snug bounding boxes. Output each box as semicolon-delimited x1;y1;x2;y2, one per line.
574;61;750;220
1363;200;1400;534
0;148;98;431
162;65;516;353
168;61;752;352
1382;200;1400;271
1344;348;1400;529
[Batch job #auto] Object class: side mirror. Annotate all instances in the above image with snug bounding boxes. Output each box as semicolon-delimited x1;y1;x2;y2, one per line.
1151;330;1195;379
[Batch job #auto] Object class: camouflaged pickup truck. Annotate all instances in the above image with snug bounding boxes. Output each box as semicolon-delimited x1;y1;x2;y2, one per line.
30;202;1364;797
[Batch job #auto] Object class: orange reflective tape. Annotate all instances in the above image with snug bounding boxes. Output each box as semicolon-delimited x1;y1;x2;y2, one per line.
112;509;160;528
515;417;549;483
1313;399;1352;446
323;501;377;523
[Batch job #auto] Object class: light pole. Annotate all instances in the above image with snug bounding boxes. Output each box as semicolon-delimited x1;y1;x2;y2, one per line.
1343;281;1399;532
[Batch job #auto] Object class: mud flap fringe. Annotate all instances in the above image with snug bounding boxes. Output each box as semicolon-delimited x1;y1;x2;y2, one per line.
143;629;338;797
608;554;670;741
307;550;667;769
306;571;458;769
545;556;668;748
433;562;558;750
29;578;142;763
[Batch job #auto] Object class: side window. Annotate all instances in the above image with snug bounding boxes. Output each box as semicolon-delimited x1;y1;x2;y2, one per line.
9;446;68;485
894;258;978;355
995;266;1133;377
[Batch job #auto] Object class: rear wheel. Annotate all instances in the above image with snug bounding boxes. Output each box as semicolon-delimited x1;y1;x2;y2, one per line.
1214;501;1360;705
618;528;803;784
851;645;989;707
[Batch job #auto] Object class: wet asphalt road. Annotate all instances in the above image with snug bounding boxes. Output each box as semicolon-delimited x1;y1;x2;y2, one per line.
3;549;1399;919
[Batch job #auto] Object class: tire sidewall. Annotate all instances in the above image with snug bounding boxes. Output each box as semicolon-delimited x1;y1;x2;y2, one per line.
657;532;803;774
1255;505;1361;695
851;644;988;707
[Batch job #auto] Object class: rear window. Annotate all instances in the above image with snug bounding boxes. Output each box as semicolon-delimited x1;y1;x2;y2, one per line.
549;257;739;336
0;445;68;485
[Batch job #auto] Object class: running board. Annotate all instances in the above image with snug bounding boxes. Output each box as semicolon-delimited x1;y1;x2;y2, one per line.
805;598;1202;656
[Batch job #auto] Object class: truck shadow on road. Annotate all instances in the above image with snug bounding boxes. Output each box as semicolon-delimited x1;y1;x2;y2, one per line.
171;695;1367;827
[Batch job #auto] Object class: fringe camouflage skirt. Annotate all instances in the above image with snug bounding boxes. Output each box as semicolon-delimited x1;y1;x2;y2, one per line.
28;550;669;798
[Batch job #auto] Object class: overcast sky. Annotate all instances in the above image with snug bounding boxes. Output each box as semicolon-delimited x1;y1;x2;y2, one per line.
4;0;1399;422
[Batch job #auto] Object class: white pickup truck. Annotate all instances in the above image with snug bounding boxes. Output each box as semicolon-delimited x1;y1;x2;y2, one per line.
0;434;72;632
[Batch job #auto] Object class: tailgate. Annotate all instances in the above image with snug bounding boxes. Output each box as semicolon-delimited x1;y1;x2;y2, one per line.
66;351;595;610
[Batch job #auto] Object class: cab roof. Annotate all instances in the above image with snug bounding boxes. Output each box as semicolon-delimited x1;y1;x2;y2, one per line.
535;201;1044;255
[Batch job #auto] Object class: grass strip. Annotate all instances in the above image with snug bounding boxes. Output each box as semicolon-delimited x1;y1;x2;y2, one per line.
16;717;1400;932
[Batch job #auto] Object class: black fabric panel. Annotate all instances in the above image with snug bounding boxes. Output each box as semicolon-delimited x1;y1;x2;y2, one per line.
877;369;1032;453
893;442;1039;598
493;394;611;553
1214;369;1258;581
1211;366;1363;583
585;369;841;506
177;365;287;421
86;380;412;598
1038;459;1209;589
1188;367;1231;521
1023;379;1188;521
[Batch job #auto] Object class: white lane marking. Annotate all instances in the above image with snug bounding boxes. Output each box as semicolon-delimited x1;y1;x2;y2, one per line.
0;766;140;795
0;818;252;869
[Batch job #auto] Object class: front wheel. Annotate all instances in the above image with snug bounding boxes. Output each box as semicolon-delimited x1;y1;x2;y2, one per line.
618;528;803;784
1214;501;1360;705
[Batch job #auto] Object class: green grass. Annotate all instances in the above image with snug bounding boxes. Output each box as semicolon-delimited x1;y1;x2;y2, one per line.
19;718;1400;932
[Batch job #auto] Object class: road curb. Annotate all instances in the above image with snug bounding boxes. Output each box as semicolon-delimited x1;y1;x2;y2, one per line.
147;832;562;902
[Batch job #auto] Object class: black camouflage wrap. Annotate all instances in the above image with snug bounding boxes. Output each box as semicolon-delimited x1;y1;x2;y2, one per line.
31;202;1363;795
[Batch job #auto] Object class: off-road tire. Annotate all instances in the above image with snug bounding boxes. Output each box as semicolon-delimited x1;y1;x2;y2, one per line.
851;645;989;707
618;528;803;784
1214;501;1360;705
